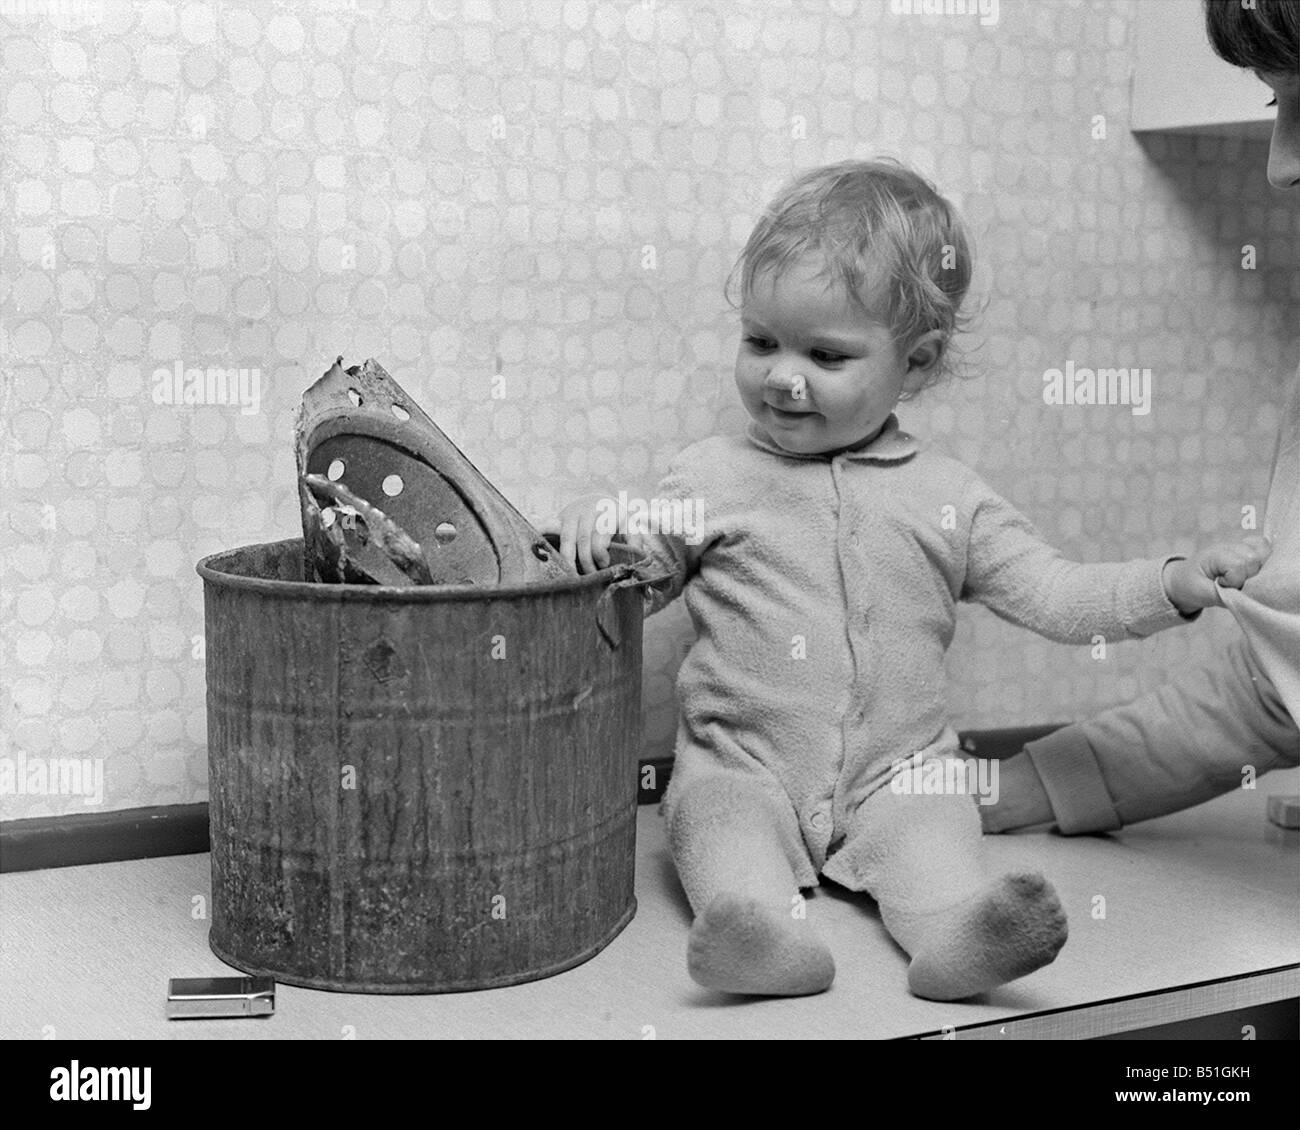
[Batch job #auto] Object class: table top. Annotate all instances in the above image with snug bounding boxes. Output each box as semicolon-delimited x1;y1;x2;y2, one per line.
2;769;1296;1039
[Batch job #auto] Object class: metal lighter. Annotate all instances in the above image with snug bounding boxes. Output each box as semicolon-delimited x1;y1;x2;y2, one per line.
166;976;276;1020
1267;794;1300;829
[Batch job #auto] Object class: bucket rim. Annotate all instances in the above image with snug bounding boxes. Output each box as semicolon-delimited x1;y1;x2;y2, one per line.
196;536;650;602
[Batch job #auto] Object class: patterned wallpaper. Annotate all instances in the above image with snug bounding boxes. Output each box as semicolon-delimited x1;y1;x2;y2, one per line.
2;0;1297;817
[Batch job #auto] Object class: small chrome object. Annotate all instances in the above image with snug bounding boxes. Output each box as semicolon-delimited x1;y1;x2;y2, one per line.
166;976;275;1020
1266;794;1300;830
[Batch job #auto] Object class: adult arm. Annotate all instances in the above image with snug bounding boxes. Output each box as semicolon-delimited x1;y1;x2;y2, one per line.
983;631;1299;834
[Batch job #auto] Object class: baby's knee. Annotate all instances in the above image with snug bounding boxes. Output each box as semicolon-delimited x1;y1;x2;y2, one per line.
668;772;768;823
665;773;786;847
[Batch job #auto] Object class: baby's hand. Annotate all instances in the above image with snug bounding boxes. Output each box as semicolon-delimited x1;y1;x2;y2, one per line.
538;494;616;575
1161;535;1272;612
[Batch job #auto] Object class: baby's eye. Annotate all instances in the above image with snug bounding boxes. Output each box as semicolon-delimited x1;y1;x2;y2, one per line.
1266;96;1278;107
744;335;776;352
810;349;848;366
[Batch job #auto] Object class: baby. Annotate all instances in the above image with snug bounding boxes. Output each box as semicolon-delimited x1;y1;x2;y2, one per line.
550;159;1270;1000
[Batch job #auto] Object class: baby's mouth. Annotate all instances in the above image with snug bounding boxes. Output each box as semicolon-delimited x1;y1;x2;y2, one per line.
765;402;813;421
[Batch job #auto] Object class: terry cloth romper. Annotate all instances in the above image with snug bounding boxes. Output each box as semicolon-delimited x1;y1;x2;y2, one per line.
637;414;1194;896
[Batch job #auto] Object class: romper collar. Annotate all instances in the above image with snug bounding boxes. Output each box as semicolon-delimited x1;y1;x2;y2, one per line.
744;413;922;464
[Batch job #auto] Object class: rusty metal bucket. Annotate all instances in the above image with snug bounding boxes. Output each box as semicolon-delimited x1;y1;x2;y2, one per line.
195;537;661;993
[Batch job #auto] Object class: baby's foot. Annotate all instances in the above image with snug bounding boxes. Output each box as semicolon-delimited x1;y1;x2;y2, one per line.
905;872;1068;1001
687;892;835;996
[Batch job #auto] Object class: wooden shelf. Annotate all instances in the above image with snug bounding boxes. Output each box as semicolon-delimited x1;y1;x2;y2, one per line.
1131;0;1276;138
1;769;1295;1039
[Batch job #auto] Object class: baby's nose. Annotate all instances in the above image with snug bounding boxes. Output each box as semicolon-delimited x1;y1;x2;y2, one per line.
764;370;808;400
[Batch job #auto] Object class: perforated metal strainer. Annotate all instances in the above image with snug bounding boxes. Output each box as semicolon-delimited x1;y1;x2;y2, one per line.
293;357;575;586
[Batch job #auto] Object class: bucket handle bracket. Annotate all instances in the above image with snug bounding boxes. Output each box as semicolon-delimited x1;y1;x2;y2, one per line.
595;562;677;648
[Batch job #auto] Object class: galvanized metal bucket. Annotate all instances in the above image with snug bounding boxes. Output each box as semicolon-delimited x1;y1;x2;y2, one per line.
196;537;661;993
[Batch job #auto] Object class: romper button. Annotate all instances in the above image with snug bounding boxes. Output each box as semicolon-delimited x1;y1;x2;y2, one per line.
848;531;860;548
810;809;830;832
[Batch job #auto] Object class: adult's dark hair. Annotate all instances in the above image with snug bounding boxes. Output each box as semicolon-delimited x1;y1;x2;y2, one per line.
1203;0;1300;73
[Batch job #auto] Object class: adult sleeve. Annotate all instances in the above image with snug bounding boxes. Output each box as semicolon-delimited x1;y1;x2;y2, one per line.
983;631;1299;834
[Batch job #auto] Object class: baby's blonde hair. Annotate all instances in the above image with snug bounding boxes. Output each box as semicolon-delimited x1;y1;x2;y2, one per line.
730;159;974;392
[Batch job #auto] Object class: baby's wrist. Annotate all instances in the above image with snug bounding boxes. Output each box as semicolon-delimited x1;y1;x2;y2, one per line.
1162;557;1188;605
1161;557;1200;613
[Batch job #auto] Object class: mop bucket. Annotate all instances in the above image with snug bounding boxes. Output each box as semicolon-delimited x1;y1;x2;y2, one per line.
196;536;661;993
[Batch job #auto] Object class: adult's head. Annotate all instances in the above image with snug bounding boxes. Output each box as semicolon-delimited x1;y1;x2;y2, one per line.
1204;0;1300;188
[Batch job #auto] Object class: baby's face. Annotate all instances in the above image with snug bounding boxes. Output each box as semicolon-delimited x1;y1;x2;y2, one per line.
735;255;912;456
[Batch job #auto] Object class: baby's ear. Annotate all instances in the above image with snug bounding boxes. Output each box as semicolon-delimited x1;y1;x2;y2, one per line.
899;331;945;398
905;331;945;376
